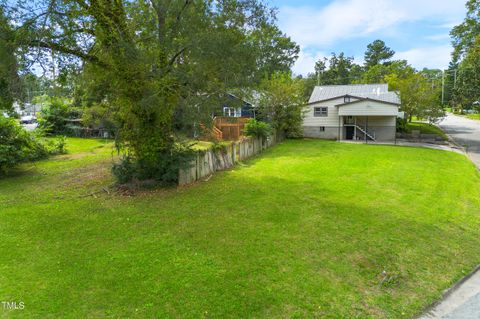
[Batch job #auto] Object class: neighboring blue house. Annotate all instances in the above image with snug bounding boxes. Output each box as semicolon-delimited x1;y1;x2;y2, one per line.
221;93;256;118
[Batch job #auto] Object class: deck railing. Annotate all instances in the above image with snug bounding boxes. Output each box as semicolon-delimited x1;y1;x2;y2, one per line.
213;116;250;141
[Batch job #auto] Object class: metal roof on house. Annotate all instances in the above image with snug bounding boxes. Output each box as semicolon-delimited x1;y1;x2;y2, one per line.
308;84;400;105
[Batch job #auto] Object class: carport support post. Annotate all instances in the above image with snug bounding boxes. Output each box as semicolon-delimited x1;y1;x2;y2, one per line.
365;116;368;144
354;117;357;140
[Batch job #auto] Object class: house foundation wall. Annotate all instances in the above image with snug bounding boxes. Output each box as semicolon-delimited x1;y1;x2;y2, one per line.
371;126;396;141
303;126;339;140
303;125;396;141
343;126;396;141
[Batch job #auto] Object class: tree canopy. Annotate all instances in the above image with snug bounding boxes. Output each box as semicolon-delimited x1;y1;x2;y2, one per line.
449;0;480;110
364;39;395;68
3;0;299;182
0;7;22;112
386;71;443;122
451;0;480;62
258;72;306;138
314;53;363;85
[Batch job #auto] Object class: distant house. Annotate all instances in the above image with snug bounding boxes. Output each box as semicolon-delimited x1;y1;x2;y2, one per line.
205;93;257;141
220;93;256;118
303;84;401;142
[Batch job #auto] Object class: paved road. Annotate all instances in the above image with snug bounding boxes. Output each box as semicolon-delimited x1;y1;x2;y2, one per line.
444;292;480;319
439;113;480;169
418;114;480;319
419;269;480;319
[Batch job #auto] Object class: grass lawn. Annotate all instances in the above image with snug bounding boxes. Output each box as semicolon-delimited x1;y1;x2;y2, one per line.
1;138;480;318
465;114;480;121
445;111;480;121
405;122;448;140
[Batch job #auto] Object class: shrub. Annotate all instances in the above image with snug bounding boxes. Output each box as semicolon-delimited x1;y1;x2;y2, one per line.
51;135;67;154
37;97;76;135
0;116;43;173
0;115;68;174
211;141;231;153
396;118;407;133
38;135;68;155
111;155;137;184
82;102;118;133
244;119;272;139
112;142;196;185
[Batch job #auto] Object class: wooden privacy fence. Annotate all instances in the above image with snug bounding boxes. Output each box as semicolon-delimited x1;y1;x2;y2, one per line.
179;132;284;186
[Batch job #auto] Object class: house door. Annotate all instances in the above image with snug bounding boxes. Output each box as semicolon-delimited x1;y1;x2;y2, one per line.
346;126;354;140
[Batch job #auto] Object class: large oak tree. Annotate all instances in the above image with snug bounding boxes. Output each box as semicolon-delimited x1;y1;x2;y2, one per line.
3;0;298;181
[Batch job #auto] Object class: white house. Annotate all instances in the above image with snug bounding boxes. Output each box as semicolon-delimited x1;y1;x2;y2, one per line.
303;84;401;142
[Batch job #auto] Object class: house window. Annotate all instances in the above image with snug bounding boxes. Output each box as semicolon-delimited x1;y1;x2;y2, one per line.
344;96;351;103
319;126;325;132
314;107;328;117
223;107;240;117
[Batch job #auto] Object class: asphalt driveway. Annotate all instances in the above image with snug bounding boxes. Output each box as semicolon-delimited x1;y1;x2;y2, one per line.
439;113;480;169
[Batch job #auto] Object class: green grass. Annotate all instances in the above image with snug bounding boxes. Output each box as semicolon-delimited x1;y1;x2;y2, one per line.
406;122;448;140
445;110;480;120
1;138;480;318
465;114;480;121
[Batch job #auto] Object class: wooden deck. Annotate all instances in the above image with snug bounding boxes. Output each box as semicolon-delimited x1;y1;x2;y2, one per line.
214;117;250;141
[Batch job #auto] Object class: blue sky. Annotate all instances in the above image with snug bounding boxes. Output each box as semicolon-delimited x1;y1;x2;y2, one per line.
267;0;467;75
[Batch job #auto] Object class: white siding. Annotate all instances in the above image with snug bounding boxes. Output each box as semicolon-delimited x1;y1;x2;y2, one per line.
338;100;399;116
303;97;360;127
354;116;396;126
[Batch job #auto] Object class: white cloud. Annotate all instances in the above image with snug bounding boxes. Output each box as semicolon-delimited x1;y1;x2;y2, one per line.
435;21;462;29
277;0;465;75
279;1;402;47
291;51;365;76
396;45;453;70
353;55;365;66
278;0;465;48
425;34;451;41
291;50;327;76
